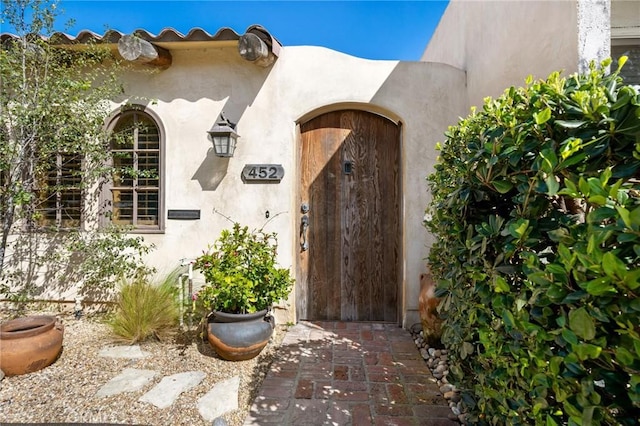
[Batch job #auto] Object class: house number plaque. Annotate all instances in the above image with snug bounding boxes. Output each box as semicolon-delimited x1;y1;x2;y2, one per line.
242;164;284;182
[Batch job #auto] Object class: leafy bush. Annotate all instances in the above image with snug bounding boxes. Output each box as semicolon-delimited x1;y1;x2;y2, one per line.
66;225;156;298
108;270;180;343
425;59;640;425
193;223;294;314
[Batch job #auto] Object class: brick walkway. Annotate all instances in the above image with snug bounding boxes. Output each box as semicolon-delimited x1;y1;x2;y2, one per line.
244;321;458;426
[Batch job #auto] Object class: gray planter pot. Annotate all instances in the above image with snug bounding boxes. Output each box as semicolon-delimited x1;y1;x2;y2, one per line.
206;309;275;361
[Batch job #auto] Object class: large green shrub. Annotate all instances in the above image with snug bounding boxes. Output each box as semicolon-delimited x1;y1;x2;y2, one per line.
425;59;640;425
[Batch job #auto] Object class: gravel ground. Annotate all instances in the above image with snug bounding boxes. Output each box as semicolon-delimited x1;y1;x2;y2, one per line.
0;307;286;426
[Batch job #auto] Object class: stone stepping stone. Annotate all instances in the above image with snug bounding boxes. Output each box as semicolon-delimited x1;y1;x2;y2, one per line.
96;368;157;397
99;345;149;359
139;371;206;409
197;376;240;422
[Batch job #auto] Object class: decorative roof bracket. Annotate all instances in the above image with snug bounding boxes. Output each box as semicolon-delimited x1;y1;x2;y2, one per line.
238;26;281;67
117;34;172;69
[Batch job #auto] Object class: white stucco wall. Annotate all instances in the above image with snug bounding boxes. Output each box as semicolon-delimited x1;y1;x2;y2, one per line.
98;44;467;327
422;0;584;108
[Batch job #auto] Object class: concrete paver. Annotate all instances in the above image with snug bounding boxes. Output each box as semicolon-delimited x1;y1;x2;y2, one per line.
139;370;206;409
96;368;157;397
244;321;458;425
198;375;241;422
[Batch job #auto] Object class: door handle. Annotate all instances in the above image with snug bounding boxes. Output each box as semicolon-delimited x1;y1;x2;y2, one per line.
300;215;309;251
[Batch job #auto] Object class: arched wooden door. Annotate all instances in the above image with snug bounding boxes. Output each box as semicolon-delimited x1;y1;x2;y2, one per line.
297;110;401;322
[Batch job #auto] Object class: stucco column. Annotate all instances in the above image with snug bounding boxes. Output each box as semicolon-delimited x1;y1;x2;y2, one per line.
577;0;611;73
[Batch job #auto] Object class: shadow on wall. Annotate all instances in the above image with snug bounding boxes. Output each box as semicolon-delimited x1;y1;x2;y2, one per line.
192;148;231;191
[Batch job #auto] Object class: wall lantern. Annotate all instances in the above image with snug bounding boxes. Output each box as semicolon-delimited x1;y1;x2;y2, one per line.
208;113;239;157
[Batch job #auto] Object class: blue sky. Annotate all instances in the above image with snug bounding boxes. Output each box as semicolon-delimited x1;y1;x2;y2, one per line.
2;1;450;60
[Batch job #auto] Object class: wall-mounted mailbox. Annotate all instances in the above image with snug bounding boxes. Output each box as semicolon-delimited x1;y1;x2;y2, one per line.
167;209;201;220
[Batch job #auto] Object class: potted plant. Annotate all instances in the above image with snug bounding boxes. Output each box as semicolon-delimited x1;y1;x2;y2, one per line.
193;223;294;360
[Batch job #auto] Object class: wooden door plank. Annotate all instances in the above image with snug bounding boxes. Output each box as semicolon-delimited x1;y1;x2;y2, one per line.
369;117;386;321
341;112;363;320
301;113;345;319
378;119;401;322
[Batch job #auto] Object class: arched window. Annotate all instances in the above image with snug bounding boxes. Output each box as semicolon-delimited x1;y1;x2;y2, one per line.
106;107;163;231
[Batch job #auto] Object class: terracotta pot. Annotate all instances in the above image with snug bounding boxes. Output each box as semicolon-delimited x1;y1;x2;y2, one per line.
207;309;275;361
0;315;64;376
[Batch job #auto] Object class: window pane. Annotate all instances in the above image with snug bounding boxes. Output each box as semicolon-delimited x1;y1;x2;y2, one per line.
138;152;159;187
60;189;81;227
39;161;58;226
36;153;82;228
38;191;58;226
612;45;639;85
44;155;58;187
137;190;158;226
112;189;133;225
112;152;134;187
137;115;160;150
60;154;82;187
111;115;135;149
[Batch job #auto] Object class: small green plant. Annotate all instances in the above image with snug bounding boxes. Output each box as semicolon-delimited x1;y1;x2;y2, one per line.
108;270;180;343
193;223;294;314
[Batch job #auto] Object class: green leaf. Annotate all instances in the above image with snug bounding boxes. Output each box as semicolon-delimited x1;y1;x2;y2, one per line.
550;356;563;376
616;205;632;228
602;252;627;280
623;269;640;290
630;205;640;229
545;175;559;196
579;177;590;196
562;290;589;304
616;347;634;366
569;307;596;341
562;328;579;345
502;309;516;328
587;195;607;206
564;179;578;194
600;167;612;185
581;406;595;426
546;415;559;426
534;107;552;125
588;207;617;223
558;152;587;168
611;84;632;110
586;277;616;296
493;179;514;194
494;275;510;293
563;400;582;417
616;55;628;72
509;218;530;239
541;148;558;173
547;285;567;301
573;343;602;360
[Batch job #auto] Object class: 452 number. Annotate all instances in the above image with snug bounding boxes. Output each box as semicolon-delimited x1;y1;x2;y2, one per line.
242;164;285;182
